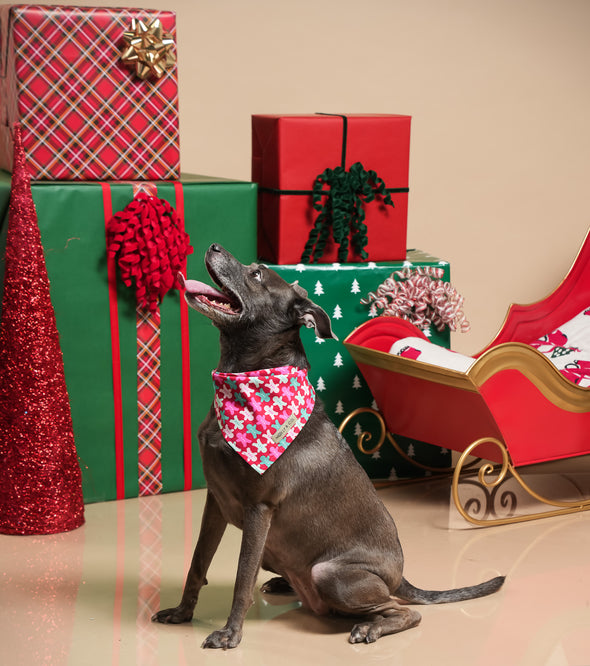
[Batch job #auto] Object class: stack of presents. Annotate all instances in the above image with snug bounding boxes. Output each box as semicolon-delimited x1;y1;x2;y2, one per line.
0;4;453;507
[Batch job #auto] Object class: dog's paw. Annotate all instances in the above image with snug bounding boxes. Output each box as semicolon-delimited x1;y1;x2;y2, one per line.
151;605;194;624
202;627;242;650
349;621;382;644
260;576;295;595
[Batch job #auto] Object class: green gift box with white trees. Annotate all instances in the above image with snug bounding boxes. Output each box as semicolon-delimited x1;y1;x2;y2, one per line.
269;250;454;481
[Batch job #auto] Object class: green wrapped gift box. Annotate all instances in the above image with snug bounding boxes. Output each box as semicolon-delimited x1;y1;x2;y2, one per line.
0;173;257;503
269;252;453;481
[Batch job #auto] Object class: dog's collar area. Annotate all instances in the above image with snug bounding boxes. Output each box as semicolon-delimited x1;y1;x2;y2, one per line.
212;366;315;474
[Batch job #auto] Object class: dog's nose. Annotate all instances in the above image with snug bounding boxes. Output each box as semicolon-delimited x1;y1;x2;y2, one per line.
210;243;222;253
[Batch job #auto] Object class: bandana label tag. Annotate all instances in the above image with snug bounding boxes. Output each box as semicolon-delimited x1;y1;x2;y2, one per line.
272;411;298;443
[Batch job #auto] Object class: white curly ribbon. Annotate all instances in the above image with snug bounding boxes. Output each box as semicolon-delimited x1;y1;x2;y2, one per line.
361;266;470;332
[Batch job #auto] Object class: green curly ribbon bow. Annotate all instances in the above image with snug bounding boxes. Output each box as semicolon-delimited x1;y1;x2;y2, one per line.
301;161;395;263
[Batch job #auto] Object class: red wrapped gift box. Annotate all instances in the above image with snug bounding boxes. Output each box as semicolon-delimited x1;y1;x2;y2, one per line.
252;114;411;264
0;4;180;180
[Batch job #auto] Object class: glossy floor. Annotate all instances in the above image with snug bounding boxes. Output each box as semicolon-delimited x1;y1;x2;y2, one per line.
2;474;590;666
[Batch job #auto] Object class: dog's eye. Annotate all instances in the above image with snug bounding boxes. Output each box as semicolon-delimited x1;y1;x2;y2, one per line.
251;269;262;282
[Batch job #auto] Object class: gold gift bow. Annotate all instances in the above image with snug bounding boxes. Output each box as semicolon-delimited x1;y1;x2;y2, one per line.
120;18;176;81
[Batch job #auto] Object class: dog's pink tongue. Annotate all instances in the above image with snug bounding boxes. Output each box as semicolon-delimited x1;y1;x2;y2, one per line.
177;272;225;299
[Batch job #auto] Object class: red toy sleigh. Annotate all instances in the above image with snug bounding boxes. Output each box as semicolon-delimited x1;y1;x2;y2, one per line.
344;229;590;526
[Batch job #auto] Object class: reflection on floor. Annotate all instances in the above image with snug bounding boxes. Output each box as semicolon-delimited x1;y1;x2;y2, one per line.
2;471;590;666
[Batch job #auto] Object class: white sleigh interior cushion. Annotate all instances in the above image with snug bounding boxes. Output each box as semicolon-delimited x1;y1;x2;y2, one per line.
389;337;476;373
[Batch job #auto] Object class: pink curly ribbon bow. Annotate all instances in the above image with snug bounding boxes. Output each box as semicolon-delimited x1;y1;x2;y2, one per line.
361;266;470;332
106;193;193;312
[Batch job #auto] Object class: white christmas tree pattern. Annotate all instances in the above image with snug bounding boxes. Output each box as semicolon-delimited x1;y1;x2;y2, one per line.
316;377;326;391
335;400;344;414
334;352;343;367
352;375;362;389
314;280;324;296
388;467;399;480
295;263;306;273
351;279;360;294
315;336;326;345
332;304;342;319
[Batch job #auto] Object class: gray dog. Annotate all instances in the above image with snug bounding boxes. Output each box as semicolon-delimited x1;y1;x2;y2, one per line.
152;243;504;648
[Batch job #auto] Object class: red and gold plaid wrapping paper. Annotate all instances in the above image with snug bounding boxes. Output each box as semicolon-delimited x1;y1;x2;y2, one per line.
136;306;163;496
0;4;180;180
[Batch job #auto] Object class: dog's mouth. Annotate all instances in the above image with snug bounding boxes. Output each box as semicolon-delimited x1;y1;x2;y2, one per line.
177;273;242;316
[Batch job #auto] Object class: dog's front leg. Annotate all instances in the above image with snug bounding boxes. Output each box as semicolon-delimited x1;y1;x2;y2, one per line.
202;502;273;650
152;490;227;624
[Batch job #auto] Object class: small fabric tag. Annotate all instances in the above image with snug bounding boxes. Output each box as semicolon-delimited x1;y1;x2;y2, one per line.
212;366;316;474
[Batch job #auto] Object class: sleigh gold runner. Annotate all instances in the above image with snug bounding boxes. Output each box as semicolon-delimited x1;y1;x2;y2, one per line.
451;438;590;527
338;407;479;483
339;409;590;527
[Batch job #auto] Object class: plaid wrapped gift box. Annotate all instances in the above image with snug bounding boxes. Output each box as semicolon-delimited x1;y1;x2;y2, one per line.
269;254;453;481
253;114;411;265
0;173;257;502
0;4;180;180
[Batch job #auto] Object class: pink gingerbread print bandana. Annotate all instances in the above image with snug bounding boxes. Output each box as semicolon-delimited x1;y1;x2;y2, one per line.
212;366;316;474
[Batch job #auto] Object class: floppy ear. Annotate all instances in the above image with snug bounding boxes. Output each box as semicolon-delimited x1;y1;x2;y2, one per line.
291;281;308;299
294;299;338;340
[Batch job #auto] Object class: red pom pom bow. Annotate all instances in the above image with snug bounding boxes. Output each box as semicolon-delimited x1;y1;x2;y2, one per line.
106;193;193;311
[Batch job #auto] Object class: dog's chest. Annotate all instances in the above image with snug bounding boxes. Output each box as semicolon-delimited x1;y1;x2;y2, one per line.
201;453;248;528
200;439;273;530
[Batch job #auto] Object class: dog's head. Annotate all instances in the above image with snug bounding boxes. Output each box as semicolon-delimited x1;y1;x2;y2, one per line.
178;244;337;340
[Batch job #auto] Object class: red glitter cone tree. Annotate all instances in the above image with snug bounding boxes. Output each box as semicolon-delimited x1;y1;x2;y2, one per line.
0;125;85;534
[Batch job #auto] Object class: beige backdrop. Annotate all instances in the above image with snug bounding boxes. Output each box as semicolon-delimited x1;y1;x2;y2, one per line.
35;0;590;353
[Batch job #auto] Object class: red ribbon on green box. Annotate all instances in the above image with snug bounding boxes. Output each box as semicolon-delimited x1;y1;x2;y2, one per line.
102;182;193;499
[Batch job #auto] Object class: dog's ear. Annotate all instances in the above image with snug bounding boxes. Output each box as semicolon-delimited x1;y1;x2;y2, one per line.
291;281;308;299
294;299;338;340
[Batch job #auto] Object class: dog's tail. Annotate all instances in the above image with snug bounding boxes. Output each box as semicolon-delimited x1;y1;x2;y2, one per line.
395;575;505;605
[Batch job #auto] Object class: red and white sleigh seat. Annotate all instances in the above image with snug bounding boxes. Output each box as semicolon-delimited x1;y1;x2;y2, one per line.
344;229;590;525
